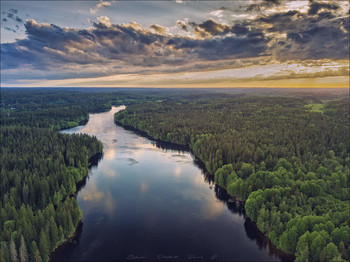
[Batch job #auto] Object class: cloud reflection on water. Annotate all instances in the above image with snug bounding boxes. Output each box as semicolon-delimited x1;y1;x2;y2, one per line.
174;166;182;179
80;182;117;214
140;182;149;193
103;167;119;178
103;147;116;160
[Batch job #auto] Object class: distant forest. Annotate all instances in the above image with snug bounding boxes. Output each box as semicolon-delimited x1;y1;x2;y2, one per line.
1;88;349;262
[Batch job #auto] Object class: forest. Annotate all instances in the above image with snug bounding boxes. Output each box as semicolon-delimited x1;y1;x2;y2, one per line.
115;94;349;261
1;88;349;261
0;126;103;262
0;88;162;130
0;88;186;261
0;88;128;261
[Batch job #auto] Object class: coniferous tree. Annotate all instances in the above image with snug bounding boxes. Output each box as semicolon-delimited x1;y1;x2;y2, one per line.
0;242;10;262
48;217;59;250
19;235;28;262
39;230;49;262
0;250;5;262
9;238;18;262
29;241;38;262
33;250;42;262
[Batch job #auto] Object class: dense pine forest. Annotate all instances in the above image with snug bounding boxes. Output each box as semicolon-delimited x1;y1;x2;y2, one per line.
0;88;186;261
0;88;140;261
0;89;114;261
0;127;102;261
1;88;349;261
115;94;349;261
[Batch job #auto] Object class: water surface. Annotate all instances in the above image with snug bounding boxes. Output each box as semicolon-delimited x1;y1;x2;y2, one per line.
53;106;287;261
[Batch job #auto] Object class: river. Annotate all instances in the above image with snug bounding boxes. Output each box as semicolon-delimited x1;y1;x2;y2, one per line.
52;106;289;261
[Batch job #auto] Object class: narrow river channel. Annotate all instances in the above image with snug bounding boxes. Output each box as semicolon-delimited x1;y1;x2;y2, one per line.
52;106;288;261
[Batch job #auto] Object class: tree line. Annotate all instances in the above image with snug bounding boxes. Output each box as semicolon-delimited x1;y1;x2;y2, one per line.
1;88;163;131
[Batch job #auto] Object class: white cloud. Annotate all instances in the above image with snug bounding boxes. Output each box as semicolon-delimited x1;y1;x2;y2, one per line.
209;10;224;18
97;16;112;27
90;0;112;14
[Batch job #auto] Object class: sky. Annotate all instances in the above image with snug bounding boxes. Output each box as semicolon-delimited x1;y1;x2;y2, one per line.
0;0;349;88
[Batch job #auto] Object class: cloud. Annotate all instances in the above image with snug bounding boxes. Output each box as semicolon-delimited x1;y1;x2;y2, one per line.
149;24;167;35
177;20;187;31
90;0;112;14
97;16;111;27
246;64;350;82
4;27;16;33
255;9;349;61
247;0;281;12
4;8;24;24
9;8;18;14
231;23;250;36
186;18;265;41
168;32;268;61
209;10;224;18
1;17;269;72
308;1;339;15
1;1;349;85
197;19;228;36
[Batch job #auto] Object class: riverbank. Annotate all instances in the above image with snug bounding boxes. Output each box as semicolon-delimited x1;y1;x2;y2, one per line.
114;118;295;261
50;106;289;261
48;137;104;261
